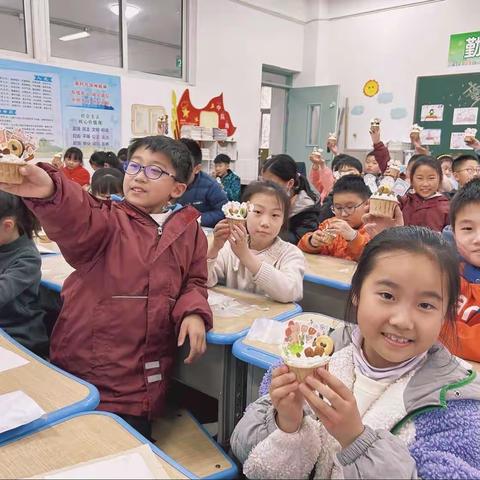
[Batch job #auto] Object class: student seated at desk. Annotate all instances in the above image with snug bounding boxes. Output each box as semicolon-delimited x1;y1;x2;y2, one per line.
52;147;90;188
442;179;480;363
89;167;124;201
298;175;370;262
0;192;48;357
232;226;480;480
0;135;212;439
177;138;228;228
207;181;305;303
399;155;450;232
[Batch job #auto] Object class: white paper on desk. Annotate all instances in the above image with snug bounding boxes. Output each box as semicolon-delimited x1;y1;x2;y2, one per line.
0;345;29;372
208;290;255;317
38;445;170;479
36;244;55;254
0;390;45;434
246;318;285;344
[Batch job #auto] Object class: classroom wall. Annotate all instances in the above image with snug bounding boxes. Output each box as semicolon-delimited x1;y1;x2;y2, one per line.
307;0;480;149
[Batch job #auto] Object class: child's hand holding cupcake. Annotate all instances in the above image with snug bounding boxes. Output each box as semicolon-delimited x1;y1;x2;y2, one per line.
327;218;357;242
309;228;336;247
208;219;231;258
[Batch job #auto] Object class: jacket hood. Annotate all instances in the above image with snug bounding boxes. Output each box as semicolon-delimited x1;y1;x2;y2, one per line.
290;190;316;217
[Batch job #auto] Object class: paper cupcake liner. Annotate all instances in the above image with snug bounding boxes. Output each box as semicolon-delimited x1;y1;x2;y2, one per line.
322;231;336;245
227;218;247;228
369;197;397;218
285;360;330;383
0;162;25;184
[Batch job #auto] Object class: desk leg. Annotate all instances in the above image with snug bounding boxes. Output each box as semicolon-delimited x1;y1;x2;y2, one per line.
300;281;349;318
246;365;266;406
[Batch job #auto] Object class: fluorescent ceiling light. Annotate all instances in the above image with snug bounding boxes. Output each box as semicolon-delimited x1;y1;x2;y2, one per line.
59;30;90;42
109;3;140;19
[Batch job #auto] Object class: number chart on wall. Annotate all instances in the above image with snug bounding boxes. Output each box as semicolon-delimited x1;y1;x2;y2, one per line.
0;59;121;157
413;73;480;156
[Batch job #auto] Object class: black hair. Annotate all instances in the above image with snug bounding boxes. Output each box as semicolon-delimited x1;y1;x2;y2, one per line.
407;154;422;167
437;154;453;165
117;147;128;164
127;135;193;184
332;174;371;201
242;180;290;230
214;153;231;165
450;178;480;229
0;191;40;239
64;147;83;164
365;151;376;159
332;154;363;174
262;154;318;202
345;226;460;334
89;151;123;172
179;138;202;166
410;155;443;184
452;154;480;173
90;168;124;198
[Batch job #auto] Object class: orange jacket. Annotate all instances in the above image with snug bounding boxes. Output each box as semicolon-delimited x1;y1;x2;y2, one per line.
443;276;480;362
297;219;369;261
61;165;90;187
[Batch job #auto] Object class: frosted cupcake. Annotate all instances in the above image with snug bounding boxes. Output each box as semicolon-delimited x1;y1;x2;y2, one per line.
464;128;477;143
410;124;423;141
281;318;334;382
370;117;381;128
386;158;402;176
369;180;398;218
222;201;251;228
321;228;336;245
0;150;27;184
327;132;337;142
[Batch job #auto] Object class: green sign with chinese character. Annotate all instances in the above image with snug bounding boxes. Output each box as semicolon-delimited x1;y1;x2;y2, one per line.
449;31;480;67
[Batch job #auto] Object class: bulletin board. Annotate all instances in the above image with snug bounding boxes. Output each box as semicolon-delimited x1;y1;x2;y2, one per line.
0;59;121;157
413;73;480;156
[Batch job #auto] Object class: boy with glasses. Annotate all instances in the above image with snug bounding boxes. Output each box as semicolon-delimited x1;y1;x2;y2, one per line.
0;135;212;439
298;175;371;261
452;154;480;190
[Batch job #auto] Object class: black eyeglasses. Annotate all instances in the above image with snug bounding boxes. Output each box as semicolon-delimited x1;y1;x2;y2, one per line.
124;161;177;181
331;200;366;215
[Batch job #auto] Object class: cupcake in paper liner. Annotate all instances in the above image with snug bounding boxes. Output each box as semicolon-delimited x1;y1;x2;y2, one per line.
370;117;381;128
410;124;423;141
321;228;336;246
222;201;251;228
0;150;27;185
464;128;477;142
386;158;402;175
369;177;398;219
281;318;334;382
327;132;337;142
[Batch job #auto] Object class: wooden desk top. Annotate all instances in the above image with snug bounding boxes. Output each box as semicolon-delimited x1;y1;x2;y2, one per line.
35;238;61;254
41;254;74;288
0;414;187;479
0;335;90;415
210;286;297;335
241;312;345;356
304;254;356;285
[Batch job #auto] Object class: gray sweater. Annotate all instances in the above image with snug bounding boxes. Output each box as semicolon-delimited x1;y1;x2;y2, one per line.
0;235;48;356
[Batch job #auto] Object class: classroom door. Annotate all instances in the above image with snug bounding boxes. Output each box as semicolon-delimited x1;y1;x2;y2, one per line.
285;85;339;171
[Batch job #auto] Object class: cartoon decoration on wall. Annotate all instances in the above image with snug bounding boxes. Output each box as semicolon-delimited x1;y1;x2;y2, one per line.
156;114;168;135
171;88;237;139
363;79;380;97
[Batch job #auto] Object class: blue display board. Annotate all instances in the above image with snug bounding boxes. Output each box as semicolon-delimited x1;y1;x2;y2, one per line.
0;59;121;156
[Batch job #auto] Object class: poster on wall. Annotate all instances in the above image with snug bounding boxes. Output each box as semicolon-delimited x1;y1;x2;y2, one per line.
420;129;442;145
452;107;478;125
420;104;444;121
450;132;470;150
449;31;480;67
0;59;120;158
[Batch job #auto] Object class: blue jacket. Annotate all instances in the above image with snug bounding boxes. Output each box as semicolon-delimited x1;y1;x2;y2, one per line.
178;171;228;227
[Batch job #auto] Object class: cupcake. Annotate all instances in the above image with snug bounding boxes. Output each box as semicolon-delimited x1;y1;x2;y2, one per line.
0;150;27;184
386;158;402;176
464;128;477;143
327;132;337;142
222;201;251;228
370;117;381;128
321;229;336;245
281;318;334;382
369;181;398;218
410;124;423;141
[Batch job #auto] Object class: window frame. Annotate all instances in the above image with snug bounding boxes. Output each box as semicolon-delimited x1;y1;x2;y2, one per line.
0;0;33;58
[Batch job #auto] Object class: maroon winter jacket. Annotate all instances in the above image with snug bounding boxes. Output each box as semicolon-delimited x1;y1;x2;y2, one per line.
24;164;212;418
372;141;390;174
398;192;450;232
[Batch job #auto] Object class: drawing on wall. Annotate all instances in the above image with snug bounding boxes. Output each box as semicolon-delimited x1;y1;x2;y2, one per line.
450;131;469;150
172;89;237;139
453;107;478;125
462;82;480;107
421;129;442;145
351;105;365;116
420;104;444;121
363;79;379;97
390;108;408;119
131;104;167;136
377;92;394;104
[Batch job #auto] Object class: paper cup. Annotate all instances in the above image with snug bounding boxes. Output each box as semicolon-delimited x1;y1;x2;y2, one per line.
227;217;247;229
369;197;397;218
322;231;336;245
285;357;330;383
0;161;25;184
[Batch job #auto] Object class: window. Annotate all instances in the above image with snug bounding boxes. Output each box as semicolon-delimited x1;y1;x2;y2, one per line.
128;0;183;77
49;0;122;67
307;104;321;146
0;0;27;53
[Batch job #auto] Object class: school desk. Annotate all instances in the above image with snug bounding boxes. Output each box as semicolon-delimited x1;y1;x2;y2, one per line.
152;408;237;479
0;412;194;479
0;329;99;443
301;254;356;318
174;286;301;447
40;253;73;292
232;312;345;404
